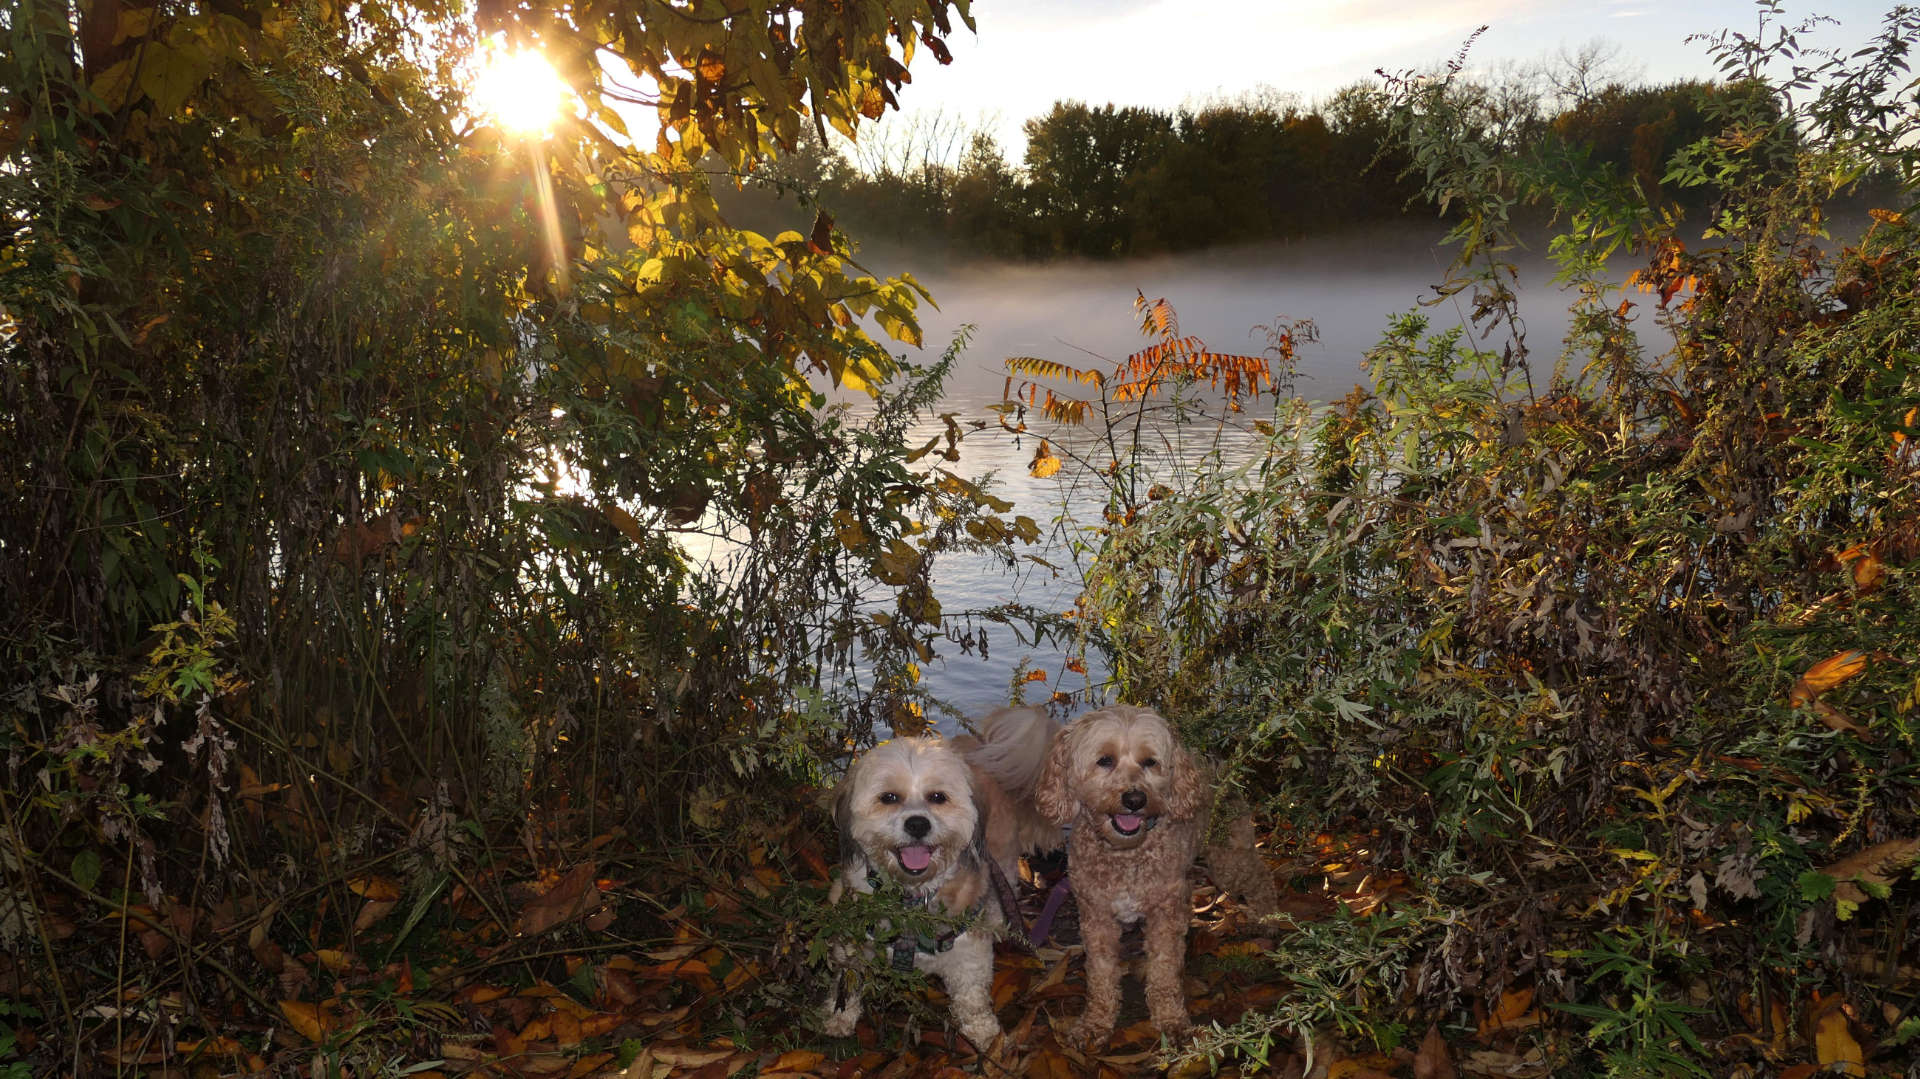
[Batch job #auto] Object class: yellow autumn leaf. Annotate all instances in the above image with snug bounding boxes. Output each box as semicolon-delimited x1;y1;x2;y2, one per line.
348;876;401;901
833;509;870;552
278;1000;329;1043
1813;1002;1865;1076
314;948;355;972
1849;551;1885;591
1029;439;1062;478
599;501;644;545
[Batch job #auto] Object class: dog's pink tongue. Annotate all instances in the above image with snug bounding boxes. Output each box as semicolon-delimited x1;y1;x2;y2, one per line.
1113;813;1144;833
899;844;933;872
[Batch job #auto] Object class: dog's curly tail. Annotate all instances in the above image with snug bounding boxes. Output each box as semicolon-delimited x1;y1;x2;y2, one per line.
961;704;1059;800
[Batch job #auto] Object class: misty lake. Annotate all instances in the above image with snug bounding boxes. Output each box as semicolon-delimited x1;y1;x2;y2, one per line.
839;227;1630;725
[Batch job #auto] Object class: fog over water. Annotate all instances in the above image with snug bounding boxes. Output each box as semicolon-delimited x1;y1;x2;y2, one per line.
877;225;1593;410
837;226;1649;727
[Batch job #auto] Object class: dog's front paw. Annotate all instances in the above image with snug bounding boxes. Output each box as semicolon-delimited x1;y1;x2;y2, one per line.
1063;1017;1111;1053
959;1016;1003;1052
821;1010;859;1038
1155;1014;1193;1041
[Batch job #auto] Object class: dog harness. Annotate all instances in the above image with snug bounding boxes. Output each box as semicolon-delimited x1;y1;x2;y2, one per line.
865;869;987;970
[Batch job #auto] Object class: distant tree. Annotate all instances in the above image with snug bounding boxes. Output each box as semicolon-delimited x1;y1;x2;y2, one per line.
1550;81;1719;208
1321;81;1422;220
946;132;1031;257
1269;108;1343;234
720;124;853;236
1544;38;1644;109
1024;102;1174;256
1128;104;1287;251
851;105;974;178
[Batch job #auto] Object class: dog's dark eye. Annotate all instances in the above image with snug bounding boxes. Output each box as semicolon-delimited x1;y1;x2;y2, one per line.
1096;755;1115;769
878;792;901;805
927;791;948;805
1141;757;1159;769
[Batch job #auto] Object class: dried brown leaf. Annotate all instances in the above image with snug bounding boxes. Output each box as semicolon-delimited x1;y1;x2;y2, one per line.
1414;1024;1458;1079
517;863;602;936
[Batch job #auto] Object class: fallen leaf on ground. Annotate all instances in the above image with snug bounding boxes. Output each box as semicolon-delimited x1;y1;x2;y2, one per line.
1415;1023;1458;1079
517;862;603;935
1476;987;1540;1038
1812;997;1865;1077
277;1000;332;1043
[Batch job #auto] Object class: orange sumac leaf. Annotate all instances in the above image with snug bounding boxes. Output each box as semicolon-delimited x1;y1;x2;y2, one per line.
1849;551;1885;591
1040;390;1089;425
1135;291;1178;338
1476;986;1539;1038
566;1053;614;1079
516;863;603;936
1820;837;1920;912
1811;701;1870;737
1789;650;1868;705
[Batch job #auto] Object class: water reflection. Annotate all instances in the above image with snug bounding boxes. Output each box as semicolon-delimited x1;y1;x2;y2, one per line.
826;228;1626;725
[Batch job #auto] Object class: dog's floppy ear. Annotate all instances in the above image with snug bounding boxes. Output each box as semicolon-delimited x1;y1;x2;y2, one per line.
1035;721;1079;826
1166;741;1207;821
968;770;990;861
832;764;860;872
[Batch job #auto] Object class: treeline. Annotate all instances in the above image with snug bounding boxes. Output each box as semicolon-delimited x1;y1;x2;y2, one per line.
726;75;1740;259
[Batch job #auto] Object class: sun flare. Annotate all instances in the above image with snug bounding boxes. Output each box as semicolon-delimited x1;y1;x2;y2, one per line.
473;48;569;136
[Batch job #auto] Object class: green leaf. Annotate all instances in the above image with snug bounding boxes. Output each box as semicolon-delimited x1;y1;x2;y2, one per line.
1798;870;1836;902
72;849;102;894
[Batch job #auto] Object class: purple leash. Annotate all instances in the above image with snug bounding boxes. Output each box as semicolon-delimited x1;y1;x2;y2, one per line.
1028;875;1072;947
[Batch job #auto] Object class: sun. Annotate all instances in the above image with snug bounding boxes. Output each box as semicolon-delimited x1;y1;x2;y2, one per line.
473;47;570;137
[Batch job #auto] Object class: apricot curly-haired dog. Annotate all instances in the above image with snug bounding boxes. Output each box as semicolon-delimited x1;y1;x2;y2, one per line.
1037;704;1206;1049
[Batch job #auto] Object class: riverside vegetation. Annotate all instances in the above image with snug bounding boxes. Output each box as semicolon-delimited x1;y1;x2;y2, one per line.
2;0;1919;1076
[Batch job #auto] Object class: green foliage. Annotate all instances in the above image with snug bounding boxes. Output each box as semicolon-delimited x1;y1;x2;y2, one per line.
0;998;37;1079
798;880;987;1040
1183;904;1436;1069
723;84;1430;261
0;0;1011;1065
1003;4;1920;1073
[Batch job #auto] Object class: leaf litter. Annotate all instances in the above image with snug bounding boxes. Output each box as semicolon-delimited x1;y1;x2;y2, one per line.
43;784;1920;1077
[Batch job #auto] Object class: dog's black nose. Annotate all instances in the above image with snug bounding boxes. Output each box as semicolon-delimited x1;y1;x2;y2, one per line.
903;815;932;839
1121;789;1147;812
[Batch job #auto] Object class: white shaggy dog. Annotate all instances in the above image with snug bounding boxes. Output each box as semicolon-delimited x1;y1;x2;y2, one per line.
821;706;1060;1048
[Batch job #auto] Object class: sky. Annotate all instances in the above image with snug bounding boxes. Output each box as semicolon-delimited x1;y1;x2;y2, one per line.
883;0;1900;159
